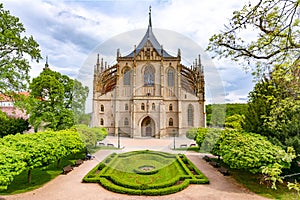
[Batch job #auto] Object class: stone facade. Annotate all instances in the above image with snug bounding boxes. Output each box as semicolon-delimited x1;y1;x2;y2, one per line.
91;13;205;138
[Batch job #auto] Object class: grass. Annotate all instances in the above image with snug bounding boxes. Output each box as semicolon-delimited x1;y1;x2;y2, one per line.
88;145;120;154
174;146;200;152
108;153;179;185
0;152;85;195
209;158;299;200
83;150;209;195
230;169;299;200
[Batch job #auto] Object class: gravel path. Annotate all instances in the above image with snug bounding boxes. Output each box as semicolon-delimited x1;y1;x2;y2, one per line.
0;137;268;200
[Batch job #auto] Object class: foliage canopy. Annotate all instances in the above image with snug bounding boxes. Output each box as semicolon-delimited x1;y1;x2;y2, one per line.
28;68;89;131
0;3;41;95
207;0;300;77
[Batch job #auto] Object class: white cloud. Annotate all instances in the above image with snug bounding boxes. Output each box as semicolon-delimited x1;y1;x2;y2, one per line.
2;0;254;107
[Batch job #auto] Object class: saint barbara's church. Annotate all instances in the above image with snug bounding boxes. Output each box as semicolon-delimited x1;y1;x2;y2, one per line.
91;9;205;138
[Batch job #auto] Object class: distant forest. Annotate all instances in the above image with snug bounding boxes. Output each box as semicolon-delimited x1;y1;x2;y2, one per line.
206;103;248;127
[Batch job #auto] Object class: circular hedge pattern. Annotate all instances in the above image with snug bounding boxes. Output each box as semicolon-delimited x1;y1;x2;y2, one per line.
83;150;209;196
133;165;157;175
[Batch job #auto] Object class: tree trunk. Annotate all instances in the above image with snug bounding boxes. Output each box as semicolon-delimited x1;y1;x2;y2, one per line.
57;159;61;168
27;169;32;184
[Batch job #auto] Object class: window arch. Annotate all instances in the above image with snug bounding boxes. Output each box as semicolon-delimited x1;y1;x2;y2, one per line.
152;103;155;110
125;103;128;111
169;118;173;126
100;118;104;126
169;104;173;111
168;68;175;86
123;68;131;85
124;117;129;126
144;65;155;86
141;103;145;110
188;104;194;126
100;104;104;112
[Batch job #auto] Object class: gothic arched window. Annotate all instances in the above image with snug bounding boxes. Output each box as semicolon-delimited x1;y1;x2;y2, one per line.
152;103;155;110
144;65;155;86
141;103;145;110
169;104;173;111
124;117;129;126
100;118;104;126
125;103;128;111
123;68;131;86
100;104;104;112
169;118;173;126
188;104;194;126
168;68;175;86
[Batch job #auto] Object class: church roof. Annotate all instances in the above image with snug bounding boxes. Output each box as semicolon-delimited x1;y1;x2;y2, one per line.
124;7;173;58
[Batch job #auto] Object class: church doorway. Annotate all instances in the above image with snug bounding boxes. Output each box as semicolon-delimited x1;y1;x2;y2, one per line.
141;116;155;137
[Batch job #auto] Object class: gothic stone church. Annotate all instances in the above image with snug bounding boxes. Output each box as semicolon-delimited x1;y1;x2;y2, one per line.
91;12;205;138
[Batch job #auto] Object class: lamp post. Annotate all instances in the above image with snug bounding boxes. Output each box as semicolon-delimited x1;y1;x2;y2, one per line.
173;129;176;150
118;127;120;149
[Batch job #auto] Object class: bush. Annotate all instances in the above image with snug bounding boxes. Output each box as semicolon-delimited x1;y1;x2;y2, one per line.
186;128;198;140
75;124;107;150
83;151;209;195
195;128;208;147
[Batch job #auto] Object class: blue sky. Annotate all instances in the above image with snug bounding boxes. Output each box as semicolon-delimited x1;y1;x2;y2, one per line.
2;0;254;108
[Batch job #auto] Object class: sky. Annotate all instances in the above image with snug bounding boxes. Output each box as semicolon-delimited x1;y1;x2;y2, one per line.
2;0;254;111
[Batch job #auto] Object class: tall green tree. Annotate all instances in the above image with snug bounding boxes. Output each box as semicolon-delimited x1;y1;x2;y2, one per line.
207;0;300;77
72;80;89;124
28;68;88;131
0;3;41;95
243;78;275;136
207;0;300;153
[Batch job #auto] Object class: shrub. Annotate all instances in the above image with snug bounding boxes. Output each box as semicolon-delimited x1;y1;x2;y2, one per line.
83;150;209;195
186;128;198;140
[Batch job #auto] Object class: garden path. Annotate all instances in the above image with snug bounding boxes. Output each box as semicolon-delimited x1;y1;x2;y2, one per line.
1;136;268;200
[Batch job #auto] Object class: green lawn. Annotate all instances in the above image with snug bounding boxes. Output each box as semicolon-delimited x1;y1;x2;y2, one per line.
88;145;120;154
83;150;209;195
174;146;200;152
209;158;299;200
0;152;85;195
230;169;299;200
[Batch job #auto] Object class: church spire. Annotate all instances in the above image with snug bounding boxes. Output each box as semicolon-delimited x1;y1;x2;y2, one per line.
148;6;152;28
96;54;100;72
44;55;49;70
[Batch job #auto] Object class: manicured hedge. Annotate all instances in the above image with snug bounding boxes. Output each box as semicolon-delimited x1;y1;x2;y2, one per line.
83;150;209;196
99;177;190;196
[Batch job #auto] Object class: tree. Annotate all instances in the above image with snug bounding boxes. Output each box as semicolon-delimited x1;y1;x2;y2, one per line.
0;3;41;95
206;104;226;127
194;128;208;148
264;65;300;153
219;130;294;172
207;0;300;77
0;129;85;189
243;79;274;136
28;68;88;131
0;147;27;191
75;124;107;151
206;104;248;127
186;128;198;140
243;66;300;154
0;114;30;137
225;114;244;130
77;113;91;125
207;0;300;155
72;80;89;124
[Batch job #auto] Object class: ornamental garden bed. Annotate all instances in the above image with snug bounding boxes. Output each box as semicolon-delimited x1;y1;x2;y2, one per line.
83;150;209;196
